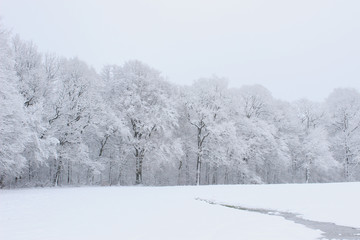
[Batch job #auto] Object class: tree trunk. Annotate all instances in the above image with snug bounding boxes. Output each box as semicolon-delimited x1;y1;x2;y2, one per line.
54;157;62;186
0;175;4;188
185;155;190;185
67;161;71;184
195;154;201;186
344;144;350;181
224;167;229;184
177;160;183;185
135;148;144;185
117;165;122;186
212;166;217;185
109;159;112;186
196;127;202;186
49;159;53;184
205;163;209;185
28;159;32;182
305;158;312;183
305;167;310;183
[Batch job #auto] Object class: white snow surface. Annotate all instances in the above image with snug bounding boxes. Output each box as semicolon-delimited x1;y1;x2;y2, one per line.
195;182;360;228
1;182;359;240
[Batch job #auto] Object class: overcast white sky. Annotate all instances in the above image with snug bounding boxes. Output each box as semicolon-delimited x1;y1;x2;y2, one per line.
1;0;360;101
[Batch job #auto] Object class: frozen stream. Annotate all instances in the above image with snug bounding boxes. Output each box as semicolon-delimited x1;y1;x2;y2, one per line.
197;198;360;240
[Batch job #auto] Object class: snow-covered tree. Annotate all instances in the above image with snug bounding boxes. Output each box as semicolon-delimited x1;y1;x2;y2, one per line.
0;27;30;187
47;58;97;185
231;85;290;183
104;61;178;184
11;37;61;186
326;88;360;181
184;77;230;185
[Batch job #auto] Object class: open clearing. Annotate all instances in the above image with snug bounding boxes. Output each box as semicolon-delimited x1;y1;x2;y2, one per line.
1;183;359;240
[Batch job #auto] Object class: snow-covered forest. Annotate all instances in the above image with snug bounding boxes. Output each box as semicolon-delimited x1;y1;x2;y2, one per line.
1;24;360;188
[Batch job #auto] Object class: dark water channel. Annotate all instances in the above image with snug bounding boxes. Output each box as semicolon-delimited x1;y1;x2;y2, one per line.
197;198;360;240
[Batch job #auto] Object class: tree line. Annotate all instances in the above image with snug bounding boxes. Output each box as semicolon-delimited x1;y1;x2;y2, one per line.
1;24;360;188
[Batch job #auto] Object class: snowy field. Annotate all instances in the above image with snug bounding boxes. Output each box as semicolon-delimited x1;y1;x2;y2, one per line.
1;183;359;240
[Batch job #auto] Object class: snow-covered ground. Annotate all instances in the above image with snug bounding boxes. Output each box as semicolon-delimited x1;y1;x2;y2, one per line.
1;183;359;240
195;182;360;228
